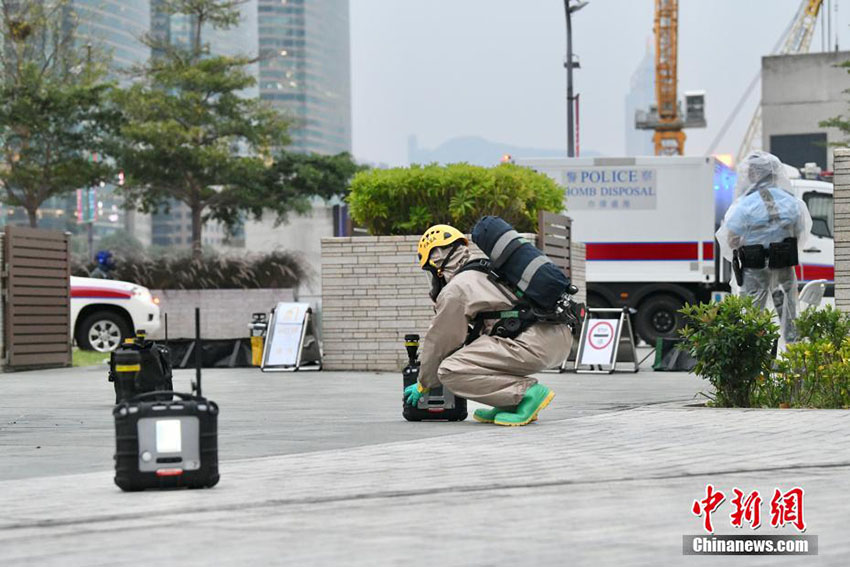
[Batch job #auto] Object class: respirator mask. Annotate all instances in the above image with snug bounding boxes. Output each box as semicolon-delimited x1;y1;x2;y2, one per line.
422;242;461;302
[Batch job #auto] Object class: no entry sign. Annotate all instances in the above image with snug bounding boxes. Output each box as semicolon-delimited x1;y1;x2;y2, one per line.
588;321;615;350
579;318;621;366
572;307;639;374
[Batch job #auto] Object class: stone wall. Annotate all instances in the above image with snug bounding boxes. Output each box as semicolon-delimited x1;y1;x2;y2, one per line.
321;236;433;371
148;288;294;340
835;148;850;312
0;232;4;364
321;235;586;371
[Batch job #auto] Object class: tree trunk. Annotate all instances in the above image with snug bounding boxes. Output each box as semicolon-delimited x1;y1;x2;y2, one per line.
26;207;38;228
191;204;203;259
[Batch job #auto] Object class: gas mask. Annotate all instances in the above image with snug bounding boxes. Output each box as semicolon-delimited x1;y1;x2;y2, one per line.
423;268;445;303
422;242;462;302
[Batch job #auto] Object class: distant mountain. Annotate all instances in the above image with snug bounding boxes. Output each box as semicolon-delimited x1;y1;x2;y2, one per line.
408;135;601;166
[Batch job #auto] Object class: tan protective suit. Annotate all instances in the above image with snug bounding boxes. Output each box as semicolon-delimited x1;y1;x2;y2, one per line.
419;245;572;408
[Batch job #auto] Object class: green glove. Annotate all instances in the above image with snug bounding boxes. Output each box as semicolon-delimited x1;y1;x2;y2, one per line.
404;382;429;407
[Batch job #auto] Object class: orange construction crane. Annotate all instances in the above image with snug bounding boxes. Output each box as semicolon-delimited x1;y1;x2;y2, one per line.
635;0;705;155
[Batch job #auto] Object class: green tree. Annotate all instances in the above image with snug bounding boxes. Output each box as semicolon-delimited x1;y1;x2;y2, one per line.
247;151;364;223
111;0;358;257
0;0;116;227
110;0;285;257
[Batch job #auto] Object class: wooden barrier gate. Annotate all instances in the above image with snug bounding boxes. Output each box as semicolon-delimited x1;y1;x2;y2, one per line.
4;226;71;369
537;211;572;278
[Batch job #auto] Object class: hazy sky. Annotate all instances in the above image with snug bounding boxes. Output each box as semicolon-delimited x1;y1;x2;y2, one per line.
350;0;850;165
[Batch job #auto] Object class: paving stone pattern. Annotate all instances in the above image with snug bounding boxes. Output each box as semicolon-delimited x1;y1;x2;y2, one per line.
1;366;847;566
1;405;848;566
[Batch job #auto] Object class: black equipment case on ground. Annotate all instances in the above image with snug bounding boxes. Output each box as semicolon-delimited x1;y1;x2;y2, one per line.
402;334;467;422
109;333;173;403
113;391;219;491
113;308;219;491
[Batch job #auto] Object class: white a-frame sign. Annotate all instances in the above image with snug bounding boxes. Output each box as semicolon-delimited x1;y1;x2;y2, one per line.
574;307;639;374
261;302;322;372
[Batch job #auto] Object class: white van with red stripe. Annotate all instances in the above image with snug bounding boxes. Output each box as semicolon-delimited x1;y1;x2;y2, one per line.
517;156;834;344
70;276;161;352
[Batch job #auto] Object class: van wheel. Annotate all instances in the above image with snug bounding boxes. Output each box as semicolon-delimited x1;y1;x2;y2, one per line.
635;294;685;346
77;311;132;352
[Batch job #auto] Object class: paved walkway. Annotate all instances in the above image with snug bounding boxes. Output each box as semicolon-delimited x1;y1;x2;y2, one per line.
1;365;848;566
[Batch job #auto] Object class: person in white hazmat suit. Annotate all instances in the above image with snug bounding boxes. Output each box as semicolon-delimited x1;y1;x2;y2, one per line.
716;151;812;342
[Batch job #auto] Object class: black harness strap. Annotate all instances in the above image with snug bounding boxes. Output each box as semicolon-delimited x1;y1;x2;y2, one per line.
457;260;540;343
456;258;490;276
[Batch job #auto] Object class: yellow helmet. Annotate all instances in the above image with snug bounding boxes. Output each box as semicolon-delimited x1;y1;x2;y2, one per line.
417;224;468;268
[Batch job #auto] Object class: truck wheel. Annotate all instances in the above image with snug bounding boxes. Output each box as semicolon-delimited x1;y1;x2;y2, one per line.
635;294;684;346
77;311;132;353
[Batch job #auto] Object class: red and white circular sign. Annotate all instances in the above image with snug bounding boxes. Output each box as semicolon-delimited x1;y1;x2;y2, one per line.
588;321;615;350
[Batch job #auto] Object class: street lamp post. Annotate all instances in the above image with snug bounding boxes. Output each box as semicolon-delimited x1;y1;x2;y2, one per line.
564;0;587;158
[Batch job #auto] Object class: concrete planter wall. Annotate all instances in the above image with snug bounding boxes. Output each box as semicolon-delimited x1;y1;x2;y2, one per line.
148;288;294;340
321;235;586;371
0;232;4;366
835;148;850;311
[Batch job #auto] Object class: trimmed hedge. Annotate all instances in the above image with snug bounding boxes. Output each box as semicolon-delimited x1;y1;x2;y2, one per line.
72;250;307;290
347;162;565;235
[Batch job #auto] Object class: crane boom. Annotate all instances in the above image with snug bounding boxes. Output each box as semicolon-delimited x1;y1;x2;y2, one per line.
736;0;823;163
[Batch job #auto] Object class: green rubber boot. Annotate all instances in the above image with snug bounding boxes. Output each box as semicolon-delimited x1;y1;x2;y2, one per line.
493;384;555;426
473;406;536;423
472;407;503;423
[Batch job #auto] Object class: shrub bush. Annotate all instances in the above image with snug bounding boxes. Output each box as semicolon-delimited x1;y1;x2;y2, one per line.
72;250;307;290
753;339;850;408
679;295;779;407
347;162;565;235
794;304;850;347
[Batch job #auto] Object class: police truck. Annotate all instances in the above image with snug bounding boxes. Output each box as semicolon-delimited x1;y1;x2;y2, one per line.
517;156;834;344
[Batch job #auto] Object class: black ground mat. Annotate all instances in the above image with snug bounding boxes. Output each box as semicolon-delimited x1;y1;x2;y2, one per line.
166;338;253;368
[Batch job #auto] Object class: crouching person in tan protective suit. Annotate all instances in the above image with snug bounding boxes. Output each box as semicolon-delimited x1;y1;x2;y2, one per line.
402;224;572;426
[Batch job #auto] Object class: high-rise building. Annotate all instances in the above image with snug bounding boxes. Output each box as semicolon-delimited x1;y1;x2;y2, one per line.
624;40;655;157
72;2;151;248
239;1;352;301
258;0;351;155
74;0;150;73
